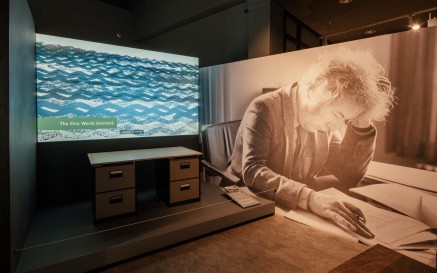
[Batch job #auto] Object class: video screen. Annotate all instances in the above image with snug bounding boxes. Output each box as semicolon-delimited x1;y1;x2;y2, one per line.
36;34;199;142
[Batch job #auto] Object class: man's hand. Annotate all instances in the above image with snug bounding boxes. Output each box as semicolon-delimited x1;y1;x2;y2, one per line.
307;191;375;239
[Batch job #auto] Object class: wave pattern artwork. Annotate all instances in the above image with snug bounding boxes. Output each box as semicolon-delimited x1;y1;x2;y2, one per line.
36;35;199;142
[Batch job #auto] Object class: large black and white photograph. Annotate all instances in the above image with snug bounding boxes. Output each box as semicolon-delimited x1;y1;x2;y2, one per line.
201;26;437;268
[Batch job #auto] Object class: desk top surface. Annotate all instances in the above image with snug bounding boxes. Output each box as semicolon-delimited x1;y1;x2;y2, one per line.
100;211;368;273
88;146;202;166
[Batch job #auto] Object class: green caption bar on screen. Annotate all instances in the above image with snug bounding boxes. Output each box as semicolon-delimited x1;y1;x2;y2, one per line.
38;117;118;130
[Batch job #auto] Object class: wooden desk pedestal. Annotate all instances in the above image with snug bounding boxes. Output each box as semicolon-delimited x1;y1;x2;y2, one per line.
88;146;202;221
94;162;136;220
156;156;200;206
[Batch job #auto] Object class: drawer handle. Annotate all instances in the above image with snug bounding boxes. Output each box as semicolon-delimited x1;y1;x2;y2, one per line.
180;184;191;191
109;195;123;204
109;170;123;178
180;162;190;169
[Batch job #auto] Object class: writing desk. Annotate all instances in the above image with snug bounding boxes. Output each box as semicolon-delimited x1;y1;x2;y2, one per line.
88;146;203;166
88;146;203;220
101;222;435;273
99;197;436;273
99;208;369;273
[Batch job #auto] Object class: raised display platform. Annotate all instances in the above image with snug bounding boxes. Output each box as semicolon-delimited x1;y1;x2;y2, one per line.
16;183;275;273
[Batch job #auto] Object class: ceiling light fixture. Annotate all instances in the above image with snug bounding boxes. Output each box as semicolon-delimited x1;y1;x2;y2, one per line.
339;0;352;3
365;30;376;35
411;24;421;30
408;16;421;30
323;7;436;42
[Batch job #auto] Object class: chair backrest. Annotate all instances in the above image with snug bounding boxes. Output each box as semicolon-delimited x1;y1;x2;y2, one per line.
201;120;241;171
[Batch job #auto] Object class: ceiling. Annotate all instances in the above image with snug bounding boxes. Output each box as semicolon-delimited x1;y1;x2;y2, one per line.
99;0;437;44
284;0;437;44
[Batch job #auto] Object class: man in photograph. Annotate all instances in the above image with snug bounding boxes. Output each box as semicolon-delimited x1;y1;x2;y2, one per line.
228;47;395;238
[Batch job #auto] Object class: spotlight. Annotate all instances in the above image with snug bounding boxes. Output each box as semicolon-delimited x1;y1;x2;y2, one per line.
408;16;421;30
411;24;420;30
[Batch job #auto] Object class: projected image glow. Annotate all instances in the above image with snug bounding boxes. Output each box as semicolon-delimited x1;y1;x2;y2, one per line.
36;34;199;142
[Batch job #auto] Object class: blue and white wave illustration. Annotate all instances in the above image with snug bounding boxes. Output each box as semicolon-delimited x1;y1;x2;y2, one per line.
36;38;199;142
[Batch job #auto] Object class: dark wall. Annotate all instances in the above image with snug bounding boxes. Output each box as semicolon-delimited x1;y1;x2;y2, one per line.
28;0;253;68
26;0;202;207
0;0;10;270
7;0;37;272
132;0;249;67
27;0;136;48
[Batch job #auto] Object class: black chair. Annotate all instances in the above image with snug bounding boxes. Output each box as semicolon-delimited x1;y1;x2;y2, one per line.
200;120;241;186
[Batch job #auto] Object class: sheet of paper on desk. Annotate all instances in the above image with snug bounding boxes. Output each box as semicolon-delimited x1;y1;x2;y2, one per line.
365;161;437;193
285;209;359;242
350;183;437;228
284;188;431;247
390;231;437;249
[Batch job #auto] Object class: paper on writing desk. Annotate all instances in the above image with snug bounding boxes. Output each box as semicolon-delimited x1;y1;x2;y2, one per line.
365;176;437;197
422;194;437;229
390;231;437;248
284;188;430;246
350;183;437;228
285;209;359;242
365;161;437;193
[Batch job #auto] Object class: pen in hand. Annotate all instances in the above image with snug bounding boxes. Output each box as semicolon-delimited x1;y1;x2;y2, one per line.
343;202;375;239
354;213;375;239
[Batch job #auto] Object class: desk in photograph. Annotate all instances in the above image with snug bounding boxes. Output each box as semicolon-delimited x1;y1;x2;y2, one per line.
99;209;435;273
88;146;203;220
99;210;369;273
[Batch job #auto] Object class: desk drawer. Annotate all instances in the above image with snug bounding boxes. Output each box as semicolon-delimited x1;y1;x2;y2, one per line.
95;188;136;220
95;163;135;193
169;157;199;181
169;178;199;204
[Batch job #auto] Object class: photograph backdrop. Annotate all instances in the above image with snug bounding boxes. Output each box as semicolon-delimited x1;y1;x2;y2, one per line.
200;26;437;168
